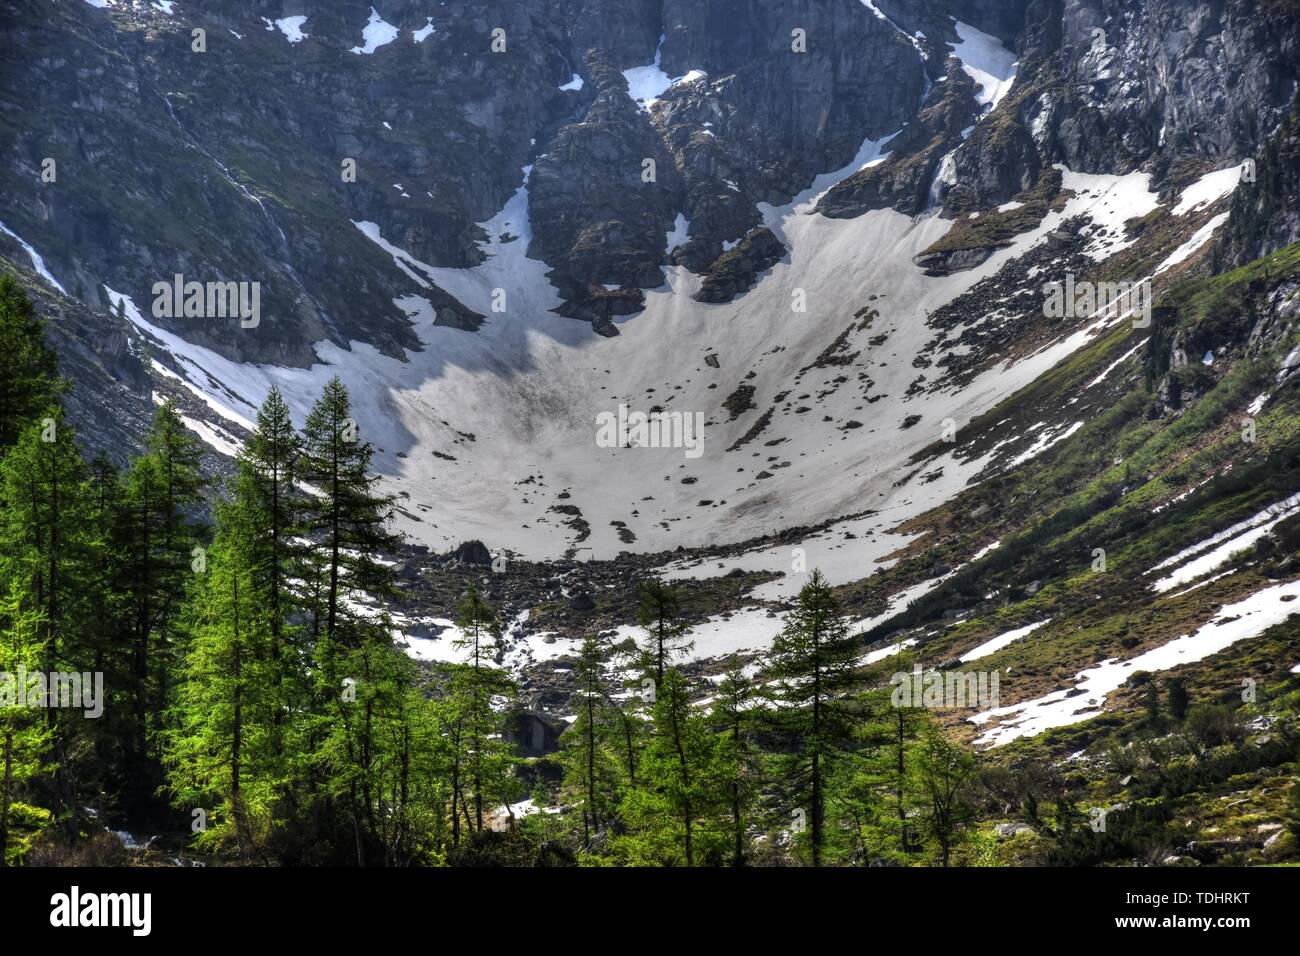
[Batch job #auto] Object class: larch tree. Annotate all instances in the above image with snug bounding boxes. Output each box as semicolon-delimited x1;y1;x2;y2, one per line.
297;376;403;864
0;274;62;449
916;724;976;867
450;586;514;834
635;579;692;689
0;408;92;836
164;497;275;861
711;656;759;866
766;568;859;867
118;403;205;812
559;635;618;849
237;386;305;762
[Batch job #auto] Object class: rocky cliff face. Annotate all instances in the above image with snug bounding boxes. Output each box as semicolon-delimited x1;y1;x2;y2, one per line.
3;0;1300;561
0;0;929;348
934;0;1300;214
9;0;1292;355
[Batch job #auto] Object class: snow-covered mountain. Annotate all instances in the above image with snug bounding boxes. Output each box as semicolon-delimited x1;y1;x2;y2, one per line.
4;0;1300;763
5;0;1293;559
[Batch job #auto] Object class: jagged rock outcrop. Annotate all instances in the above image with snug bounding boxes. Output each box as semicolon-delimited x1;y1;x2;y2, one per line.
1219;94;1300;268
924;0;1300;217
528;51;686;316
819;58;980;218
0;253;164;465
652;0;927;267
692;227;786;303
1;0;936;350
450;539;493;566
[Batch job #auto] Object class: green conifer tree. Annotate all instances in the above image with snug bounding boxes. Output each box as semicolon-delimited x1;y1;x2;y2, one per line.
0;274;62;449
766;568;859;866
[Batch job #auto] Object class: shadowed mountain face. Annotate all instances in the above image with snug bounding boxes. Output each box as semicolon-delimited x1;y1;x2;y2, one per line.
2;0;1300;560
0;0;929;357
3;1;1296;362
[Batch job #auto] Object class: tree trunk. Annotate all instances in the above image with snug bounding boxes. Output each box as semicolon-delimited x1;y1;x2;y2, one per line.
897;711;907;853
811;649;822;868
0;730;13;866
585;685;595;846
231;569;247;861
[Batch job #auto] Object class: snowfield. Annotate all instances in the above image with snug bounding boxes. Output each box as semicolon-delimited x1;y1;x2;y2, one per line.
1149;492;1300;593
951;21;1018;109
959;619;1051;663
351;7;399;54
110;143;1183;570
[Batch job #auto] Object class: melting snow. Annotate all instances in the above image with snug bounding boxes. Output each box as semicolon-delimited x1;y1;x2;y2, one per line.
179;414;243;458
271;16;308;43
950;21;1018;109
1156;212;1230;273
413;18;435;43
105;124;1165;563
1005;420;1083;468
1149;492;1300;592
859;1;926;56
622;36;705;111
1086;339;1147;388
864;637;918;665
1172;165;1243;216
351;8;399;54
973;578;1300;746
959;619;1050;662
664;213;689;254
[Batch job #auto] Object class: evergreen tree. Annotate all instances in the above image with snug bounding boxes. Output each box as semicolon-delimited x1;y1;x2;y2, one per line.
328;627;439;864
766;569;859;866
296;377;407;864
164;497;275;861
0;599;52;865
118;403;205;809
0;408;92;834
1143;680;1162;726
710;657;758;866
636;579;692;688
0;274;62;449
450;586;515;834
916;725;976;867
606;638;646;789
0;409;91;701
84;452;131;777
1166;677;1190;723
864;665;929;858
559;636;618;848
298;376;400;657
237;387;305;761
616;668;718;865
